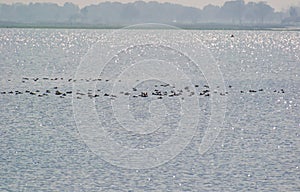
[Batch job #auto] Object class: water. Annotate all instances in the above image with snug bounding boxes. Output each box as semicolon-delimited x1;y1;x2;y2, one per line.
0;28;299;191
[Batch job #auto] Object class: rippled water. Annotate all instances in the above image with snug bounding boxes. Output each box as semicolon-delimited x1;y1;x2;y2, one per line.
0;28;299;191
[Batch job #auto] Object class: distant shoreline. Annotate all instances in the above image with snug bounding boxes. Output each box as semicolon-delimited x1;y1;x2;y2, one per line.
1;23;300;31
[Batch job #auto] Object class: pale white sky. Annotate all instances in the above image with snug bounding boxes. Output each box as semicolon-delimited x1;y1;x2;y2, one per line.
0;0;299;11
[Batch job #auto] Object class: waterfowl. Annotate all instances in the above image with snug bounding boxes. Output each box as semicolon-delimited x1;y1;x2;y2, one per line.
140;92;148;97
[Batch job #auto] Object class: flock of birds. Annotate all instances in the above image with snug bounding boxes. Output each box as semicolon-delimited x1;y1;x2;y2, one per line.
1;77;286;100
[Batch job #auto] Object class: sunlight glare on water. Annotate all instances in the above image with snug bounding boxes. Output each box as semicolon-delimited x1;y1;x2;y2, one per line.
0;28;299;191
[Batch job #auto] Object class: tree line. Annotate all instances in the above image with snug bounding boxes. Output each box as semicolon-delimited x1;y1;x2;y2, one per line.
0;0;299;26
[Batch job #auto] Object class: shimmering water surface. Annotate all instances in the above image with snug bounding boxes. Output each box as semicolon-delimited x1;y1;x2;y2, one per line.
0;28;299;191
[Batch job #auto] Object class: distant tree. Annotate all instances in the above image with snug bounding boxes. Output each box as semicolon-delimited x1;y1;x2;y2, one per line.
121;3;140;23
202;4;220;22
0;4;16;22
255;2;274;24
219;0;245;24
243;2;257;23
179;6;201;23
289;7;298;17
62;3;80;22
243;1;274;24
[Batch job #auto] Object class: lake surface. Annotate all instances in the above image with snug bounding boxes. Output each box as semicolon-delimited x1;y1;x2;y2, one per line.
0;28;299;191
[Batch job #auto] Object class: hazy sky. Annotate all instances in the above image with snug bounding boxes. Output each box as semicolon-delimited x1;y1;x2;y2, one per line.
1;0;299;11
